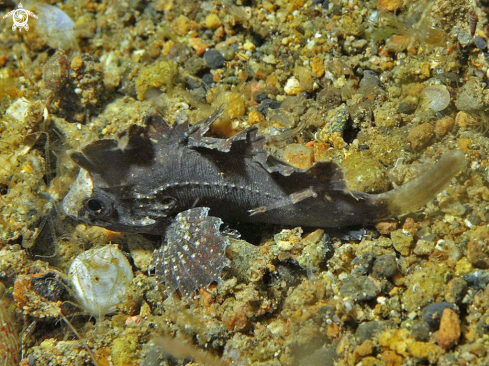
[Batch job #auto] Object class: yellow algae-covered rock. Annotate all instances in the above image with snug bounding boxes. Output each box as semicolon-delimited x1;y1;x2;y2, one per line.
342;151;390;193
379;328;411;357
112;331;140;366
408;341;442;364
391;229;414;256
311;56;325;77
135;61;175;101
402;263;449;312
172;15;191;36
437;308;461;350
205;13;222;30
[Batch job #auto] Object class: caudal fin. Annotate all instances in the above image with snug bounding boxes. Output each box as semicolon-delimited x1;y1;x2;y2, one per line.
374;150;465;219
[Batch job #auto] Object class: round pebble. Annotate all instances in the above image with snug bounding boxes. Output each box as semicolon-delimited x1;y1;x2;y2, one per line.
475;36;487;51
339;276;381;301
371;255;398;279
204;49;225;69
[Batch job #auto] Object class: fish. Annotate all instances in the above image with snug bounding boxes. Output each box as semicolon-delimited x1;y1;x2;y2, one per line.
63;110;465;298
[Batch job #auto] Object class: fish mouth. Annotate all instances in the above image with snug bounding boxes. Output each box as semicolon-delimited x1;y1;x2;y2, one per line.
62;169;94;219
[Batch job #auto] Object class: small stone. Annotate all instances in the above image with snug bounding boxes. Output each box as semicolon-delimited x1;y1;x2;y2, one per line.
462;269;489;290
398;102;416;115
317;104;350;141
408;341;442;363
204;49;225;69
437;308;460;350
413;239;435;256
467;238;489;268
371;255;398;279
380;350;403;366
455;79;484;113
284;76;302;95
455;111;473;128
445;277;468;304
422;302;456;329
71;56;83;72
411;320;431;341
408;122;434;151
355;339;374;357
435;116;455;137
172;15;191;36
282;144;314;169
342;150;390;193
475;35;487;51
391;229;414;256
205;13;222;30
339;276;381;301
439;197;466;216
375;221;398;235
311;56;325;77
189;38;209;56
356;321;394;343
379;0;403;11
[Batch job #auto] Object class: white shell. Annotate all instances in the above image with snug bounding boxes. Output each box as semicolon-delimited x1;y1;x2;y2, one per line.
69;244;133;317
421;85;450;112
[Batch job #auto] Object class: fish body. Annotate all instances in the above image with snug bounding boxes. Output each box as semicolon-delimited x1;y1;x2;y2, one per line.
63;111;465;297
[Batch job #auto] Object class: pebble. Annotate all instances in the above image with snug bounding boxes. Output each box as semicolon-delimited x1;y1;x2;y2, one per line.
462;269;489;290
455;79;484;113
408;341;442;363
317;104;350;142
204;49;225;69
422;302;456;329
339;275;381;301
355;320;394;343
205;14;222;30
467;238;489;268
391;229;414;256
435;116;455;137
343;151;390;193
257;99;281;114
371;255;398;279
407;122;434;151
284;77;302;95
439;197;467;216
437;308;460;350
445;277;468;304
282;144;314;169
411;319;431;341
202;73;215;86
475;35;487;51
397;101;416;115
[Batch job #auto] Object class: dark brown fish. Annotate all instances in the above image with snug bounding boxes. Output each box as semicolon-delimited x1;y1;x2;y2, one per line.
63;111;465;297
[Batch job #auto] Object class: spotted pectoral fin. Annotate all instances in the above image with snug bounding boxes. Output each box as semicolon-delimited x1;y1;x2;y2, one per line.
153;207;231;299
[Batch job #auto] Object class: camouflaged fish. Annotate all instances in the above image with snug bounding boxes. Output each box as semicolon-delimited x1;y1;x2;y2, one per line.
63;110;465;298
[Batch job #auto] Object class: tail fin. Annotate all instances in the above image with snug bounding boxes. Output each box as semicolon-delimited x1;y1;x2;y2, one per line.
374;150;465;219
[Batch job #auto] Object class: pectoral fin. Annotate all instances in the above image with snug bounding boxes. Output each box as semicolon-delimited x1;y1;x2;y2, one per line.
153;207;231;299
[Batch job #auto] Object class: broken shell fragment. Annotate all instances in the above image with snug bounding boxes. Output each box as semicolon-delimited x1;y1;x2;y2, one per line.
69;244;133;317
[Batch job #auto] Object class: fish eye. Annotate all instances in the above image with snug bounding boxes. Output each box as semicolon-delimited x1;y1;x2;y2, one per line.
87;199;103;212
84;193;113;217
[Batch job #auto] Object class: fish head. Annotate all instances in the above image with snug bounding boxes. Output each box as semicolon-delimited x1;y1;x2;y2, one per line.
62;123;175;234
63;168;172;234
